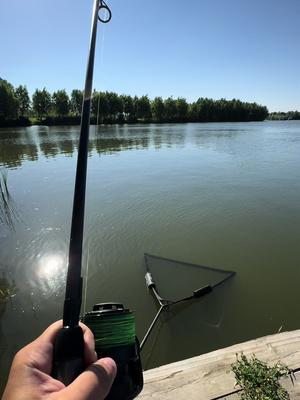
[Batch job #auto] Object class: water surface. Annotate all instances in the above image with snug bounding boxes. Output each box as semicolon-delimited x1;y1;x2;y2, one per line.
1;121;300;392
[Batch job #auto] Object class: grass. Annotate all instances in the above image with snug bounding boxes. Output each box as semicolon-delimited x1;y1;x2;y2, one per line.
0;169;20;230
232;353;293;400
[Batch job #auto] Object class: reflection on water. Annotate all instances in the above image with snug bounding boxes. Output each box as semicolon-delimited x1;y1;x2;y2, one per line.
2;122;288;169
0;125;156;168
0;129;38;168
0;124;207;169
0;121;300;394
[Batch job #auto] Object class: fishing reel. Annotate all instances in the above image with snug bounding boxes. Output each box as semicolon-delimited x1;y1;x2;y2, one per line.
83;303;143;400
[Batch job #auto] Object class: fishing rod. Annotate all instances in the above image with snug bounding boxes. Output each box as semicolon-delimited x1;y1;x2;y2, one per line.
52;1;143;399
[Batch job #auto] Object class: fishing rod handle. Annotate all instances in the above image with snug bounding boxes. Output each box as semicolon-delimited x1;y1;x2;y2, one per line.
52;326;85;386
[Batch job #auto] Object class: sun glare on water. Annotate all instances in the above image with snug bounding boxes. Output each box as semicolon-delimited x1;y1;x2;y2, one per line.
41;255;64;278
37;254;66;293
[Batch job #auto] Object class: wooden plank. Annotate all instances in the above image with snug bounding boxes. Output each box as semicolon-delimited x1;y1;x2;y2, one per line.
279;372;300;399
139;329;300;399
219;372;300;399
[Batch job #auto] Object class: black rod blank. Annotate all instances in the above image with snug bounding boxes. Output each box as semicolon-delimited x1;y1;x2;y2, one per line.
63;0;101;328
52;1;103;384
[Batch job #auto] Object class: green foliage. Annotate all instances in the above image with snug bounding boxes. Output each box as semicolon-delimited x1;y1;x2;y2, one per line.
176;97;188;120
70;89;83;116
0;78;17;118
121;94;134;117
92;91;123;122
0;271;17;305
164;97;177;121
15;85;30;116
98;93;110;121
1;272;16;315
232;353;292;400
32;88;52;118
91;89;100;117
132;96;139;120
1;78;271;124
152;97;165;121
52;89;70;116
137;95;151;119
106;91;123;118
190;98;269;122
268;111;300;120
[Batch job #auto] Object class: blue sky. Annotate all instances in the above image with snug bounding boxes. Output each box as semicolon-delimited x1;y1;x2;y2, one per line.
1;0;299;112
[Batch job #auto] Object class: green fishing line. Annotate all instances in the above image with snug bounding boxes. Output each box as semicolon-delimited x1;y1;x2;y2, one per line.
83;312;136;350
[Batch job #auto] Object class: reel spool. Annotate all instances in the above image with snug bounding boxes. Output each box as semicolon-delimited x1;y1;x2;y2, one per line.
83;303;143;400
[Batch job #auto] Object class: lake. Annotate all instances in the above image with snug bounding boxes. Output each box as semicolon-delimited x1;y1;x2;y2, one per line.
0;121;300;392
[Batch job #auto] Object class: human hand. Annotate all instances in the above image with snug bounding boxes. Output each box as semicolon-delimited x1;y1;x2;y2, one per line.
2;321;117;400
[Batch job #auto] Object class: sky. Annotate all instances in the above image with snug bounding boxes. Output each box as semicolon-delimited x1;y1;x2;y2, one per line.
1;0;300;112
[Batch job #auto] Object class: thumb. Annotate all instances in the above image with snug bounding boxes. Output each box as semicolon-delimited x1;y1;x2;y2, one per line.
61;358;117;400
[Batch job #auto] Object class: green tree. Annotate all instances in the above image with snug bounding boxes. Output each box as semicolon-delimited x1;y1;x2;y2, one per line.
137;95;151;119
121;95;134;119
0;79;17;118
70;89;82;116
176;97;188;120
195;98;215;122
91;91;111;122
164;97;177;121
106;92;123;119
32;88;52;118
52;89;70;116
98;92;110;121
91;90;100;117
131;96;139;120
151;97;165;121
15;85;30;117
188;102;198;122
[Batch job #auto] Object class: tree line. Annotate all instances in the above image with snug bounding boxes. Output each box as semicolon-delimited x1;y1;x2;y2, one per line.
1;77;269;126
267;111;300;120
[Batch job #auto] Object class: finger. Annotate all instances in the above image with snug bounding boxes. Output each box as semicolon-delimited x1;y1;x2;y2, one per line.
38;321;96;360
38;321;93;345
36;321;97;366
38;320;63;344
59;357;117;400
80;322;97;365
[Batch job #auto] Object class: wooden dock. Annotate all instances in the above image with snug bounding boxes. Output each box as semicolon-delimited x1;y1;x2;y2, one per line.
139;329;300;399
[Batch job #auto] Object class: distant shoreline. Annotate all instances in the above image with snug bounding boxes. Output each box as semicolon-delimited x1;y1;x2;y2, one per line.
1;118;300;129
0;117;283;128
1;78;270;127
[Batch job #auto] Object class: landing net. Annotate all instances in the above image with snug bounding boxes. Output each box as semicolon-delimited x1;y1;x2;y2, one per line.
144;253;235;303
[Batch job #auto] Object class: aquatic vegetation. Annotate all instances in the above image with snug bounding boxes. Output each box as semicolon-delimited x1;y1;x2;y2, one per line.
0;169;20;230
232;353;292;400
0;271;17;319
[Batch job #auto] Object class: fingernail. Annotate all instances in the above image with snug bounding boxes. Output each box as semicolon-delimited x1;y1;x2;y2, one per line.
101;357;117;376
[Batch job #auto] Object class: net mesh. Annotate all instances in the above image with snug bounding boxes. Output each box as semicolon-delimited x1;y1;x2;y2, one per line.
144;253;235;303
